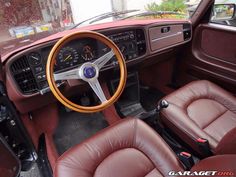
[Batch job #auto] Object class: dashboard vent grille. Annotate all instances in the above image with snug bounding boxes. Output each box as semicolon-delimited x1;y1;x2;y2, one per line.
11;56;38;94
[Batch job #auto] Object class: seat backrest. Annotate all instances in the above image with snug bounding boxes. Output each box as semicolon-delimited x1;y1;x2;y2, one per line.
54;118;183;177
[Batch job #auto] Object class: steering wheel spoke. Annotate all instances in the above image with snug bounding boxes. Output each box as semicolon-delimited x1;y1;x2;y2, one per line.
46;31;126;113
88;78;107;103
93;50;114;69
54;68;80;81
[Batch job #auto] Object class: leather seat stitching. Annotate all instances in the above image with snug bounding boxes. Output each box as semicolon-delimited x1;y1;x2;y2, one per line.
185;100;227;143
186;98;228;128
163;110;220;152
133;120;167;177
93;148;156;176
202;132;218;144
137;149;165;177
143;168;156;177
133;119;138;147
206;80;210;97
186;111;203;128
202;109;228;130
202;111;230;143
161;110;199;140
169;80;235;112
59;161;93;175
169;101;184;110
184;96;208;110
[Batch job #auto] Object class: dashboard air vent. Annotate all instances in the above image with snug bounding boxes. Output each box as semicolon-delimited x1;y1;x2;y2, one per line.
11;56;38;94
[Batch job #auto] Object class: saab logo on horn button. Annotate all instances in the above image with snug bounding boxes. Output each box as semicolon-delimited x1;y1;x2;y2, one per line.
83;66;96;79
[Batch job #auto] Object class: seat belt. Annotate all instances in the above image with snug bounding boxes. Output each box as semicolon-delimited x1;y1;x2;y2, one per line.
178;151;194;170
196;138;213;157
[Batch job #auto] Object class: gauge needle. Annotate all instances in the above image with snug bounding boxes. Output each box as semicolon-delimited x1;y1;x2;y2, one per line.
31;56;39;60
64;55;72;61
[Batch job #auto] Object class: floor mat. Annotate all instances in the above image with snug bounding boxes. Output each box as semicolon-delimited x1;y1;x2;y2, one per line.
20;163;42;177
140;86;165;111
53;109;108;155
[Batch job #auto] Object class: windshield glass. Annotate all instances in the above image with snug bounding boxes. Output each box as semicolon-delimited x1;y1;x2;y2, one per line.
0;0;203;54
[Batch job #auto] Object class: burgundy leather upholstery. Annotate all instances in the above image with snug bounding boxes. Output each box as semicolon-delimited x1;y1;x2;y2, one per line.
161;80;236;155
191;155;236;176
55;118;236;177
54;118;183;177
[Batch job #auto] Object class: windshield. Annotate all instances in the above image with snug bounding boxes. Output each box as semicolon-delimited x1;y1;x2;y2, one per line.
0;0;203;54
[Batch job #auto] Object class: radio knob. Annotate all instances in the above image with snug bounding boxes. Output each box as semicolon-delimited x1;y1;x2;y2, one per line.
130;34;134;39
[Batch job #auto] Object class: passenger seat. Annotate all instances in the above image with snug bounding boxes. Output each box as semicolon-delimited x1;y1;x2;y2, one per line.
161;80;236;155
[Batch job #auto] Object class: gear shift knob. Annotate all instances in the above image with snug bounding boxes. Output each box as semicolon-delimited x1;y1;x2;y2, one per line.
155;100;169;113
159;100;169;109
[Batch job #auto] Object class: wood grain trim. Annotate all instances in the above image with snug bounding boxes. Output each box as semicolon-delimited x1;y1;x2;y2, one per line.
46;31;127;113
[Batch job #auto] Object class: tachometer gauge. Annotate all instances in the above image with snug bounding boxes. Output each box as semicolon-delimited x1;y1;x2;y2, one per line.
81;45;95;61
57;46;79;70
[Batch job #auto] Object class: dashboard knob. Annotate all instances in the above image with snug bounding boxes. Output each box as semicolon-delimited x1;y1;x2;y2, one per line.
130;34;134;39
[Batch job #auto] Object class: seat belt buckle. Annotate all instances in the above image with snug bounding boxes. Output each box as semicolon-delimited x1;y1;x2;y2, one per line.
196;138;212;157
178;151;194;170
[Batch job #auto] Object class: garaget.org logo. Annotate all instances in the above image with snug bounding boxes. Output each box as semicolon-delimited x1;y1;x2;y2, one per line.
169;171;234;176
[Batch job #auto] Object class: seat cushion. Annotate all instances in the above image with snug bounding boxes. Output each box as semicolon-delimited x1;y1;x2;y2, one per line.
191;155;236;176
54;118;183;177
161;80;236;155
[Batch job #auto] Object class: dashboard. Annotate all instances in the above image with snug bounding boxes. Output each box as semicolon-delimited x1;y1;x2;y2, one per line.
7;22;192;99
10;29;146;95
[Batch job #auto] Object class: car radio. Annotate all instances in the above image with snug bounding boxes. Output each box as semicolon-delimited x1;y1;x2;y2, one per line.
106;29;146;65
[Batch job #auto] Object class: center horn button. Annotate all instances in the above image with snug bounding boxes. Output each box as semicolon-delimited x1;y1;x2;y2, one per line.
83;66;97;79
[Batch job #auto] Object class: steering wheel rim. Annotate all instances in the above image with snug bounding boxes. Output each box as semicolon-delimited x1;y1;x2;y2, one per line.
46;31;127;113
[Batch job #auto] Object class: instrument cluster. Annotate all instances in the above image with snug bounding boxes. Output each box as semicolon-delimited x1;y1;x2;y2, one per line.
54;37;106;72
10;29;146;94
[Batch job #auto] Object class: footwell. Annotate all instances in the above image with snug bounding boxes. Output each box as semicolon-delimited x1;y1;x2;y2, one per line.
53;109;108;155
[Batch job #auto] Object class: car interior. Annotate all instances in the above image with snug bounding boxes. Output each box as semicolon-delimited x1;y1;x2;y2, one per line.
0;0;236;177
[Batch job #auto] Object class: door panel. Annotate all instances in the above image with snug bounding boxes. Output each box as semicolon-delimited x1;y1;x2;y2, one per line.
0;136;20;177
186;23;236;89
200;25;236;64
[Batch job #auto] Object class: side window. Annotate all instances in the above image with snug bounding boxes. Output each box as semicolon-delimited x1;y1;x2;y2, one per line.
210;0;236;27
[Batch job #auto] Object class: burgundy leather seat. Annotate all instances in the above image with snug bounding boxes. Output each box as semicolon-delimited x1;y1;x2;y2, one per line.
54;118;236;177
161;80;236;155
55;118;183;177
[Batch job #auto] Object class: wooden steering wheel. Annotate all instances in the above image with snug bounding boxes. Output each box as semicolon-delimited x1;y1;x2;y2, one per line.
46;31;127;113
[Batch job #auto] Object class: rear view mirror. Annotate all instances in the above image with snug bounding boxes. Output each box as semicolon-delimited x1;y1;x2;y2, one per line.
211;4;235;21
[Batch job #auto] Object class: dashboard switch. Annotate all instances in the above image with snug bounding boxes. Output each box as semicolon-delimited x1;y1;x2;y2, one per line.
183;30;191;41
34;66;43;74
36;73;46;81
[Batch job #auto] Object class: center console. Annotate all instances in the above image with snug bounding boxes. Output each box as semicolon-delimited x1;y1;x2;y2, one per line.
109;72;146;117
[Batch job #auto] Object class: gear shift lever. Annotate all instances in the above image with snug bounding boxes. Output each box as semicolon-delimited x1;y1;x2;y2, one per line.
137;99;169;119
157;100;169;112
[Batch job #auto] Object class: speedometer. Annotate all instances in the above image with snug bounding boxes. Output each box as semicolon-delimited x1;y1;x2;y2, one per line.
56;46;79;70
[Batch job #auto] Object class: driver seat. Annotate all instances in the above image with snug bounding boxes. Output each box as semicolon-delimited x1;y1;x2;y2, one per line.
54;118;236;177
